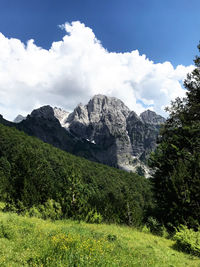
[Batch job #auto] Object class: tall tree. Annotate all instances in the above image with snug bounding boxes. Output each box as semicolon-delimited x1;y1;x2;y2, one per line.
150;43;200;229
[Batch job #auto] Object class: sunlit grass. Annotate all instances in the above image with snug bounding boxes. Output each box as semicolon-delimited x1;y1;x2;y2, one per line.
0;212;199;266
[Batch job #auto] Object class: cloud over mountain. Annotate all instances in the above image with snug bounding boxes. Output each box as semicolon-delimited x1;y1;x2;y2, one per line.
0;21;194;120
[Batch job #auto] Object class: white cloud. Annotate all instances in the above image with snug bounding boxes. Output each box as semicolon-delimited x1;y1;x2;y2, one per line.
0;21;194;120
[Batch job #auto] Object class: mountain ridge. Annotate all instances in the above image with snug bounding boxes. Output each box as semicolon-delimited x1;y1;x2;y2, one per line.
9;94;165;176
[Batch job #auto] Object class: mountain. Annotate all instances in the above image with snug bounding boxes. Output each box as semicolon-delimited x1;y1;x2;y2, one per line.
2;95;165;176
15;105;101;162
13;114;26;123
140;110;166;125
0;122;153;225
55;95;165;175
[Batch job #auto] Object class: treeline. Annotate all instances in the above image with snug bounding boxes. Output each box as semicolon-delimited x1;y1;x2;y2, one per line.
150;44;200;230
0;123;153;225
1;44;199;235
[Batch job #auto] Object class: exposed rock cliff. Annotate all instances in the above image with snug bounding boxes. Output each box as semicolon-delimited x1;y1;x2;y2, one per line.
7;95;165;176
54;95;165;175
140;110;166;125
13;114;26;123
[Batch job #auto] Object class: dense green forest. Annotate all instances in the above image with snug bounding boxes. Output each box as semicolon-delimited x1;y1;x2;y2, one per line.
150;44;200;230
0;44;199;251
0;122;153;226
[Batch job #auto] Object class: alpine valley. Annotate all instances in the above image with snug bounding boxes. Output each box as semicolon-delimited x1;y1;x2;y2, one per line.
1;94;165;176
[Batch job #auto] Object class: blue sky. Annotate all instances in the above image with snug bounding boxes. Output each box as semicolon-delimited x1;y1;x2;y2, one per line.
1;0;200;66
0;0;198;119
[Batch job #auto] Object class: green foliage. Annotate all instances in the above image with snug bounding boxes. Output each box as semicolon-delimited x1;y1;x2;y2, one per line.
174;225;200;257
0;122;153;226
136;166;145;176
150;43;200;229
141;224;151;234
0;202;5;211
0;212;199;266
27;199;63;220
0;220;16;240
146;216;168;237
146;217;161;234
107;234;117;242
85;209;103;224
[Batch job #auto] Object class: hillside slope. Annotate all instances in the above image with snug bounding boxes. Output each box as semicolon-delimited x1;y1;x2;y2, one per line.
10;95;165;175
0;123;153;225
0;211;199;266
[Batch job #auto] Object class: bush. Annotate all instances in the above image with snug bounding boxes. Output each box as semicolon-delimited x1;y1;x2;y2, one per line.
141;225;151;233
85;209;103;224
0;220;16;239
107;234;117;242
27;206;43;218
0;202;5;211
27;199;63;220
174;225;200;256
3;202;19;213
146;217;167;237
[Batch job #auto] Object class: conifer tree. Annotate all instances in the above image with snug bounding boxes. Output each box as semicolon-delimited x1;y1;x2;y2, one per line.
150;43;200;229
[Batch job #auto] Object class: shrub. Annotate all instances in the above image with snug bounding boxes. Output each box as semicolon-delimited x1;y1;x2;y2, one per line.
85;209;103;224
174;225;200;256
0;202;5;211
107;234;117;242
3;202;18;213
27;199;63;220
141;225;151;233
0;220;16;239
27;206;43;218
146;216;167;236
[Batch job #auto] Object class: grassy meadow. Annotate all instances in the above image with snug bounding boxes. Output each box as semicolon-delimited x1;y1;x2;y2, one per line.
0;211;199;266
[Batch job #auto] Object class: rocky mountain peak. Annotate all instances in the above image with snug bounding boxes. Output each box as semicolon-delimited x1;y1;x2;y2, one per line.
87;94;130;118
9;95;166;177
30;105;56;120
140;109;166;125
53;107;70;126
67;95;131;139
65;94;131;127
13;114;26;123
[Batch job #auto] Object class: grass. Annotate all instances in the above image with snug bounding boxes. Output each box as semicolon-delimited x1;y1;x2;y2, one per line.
0;211;199;266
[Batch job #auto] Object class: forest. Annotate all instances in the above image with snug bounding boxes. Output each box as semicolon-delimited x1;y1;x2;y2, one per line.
0;122;153;225
149;43;200;230
0;44;200;264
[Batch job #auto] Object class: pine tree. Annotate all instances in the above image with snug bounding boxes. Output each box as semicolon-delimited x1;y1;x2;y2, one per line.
150;43;200;229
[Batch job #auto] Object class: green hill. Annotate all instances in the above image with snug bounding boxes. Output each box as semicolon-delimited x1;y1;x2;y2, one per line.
0;123;153;225
0;211;199;266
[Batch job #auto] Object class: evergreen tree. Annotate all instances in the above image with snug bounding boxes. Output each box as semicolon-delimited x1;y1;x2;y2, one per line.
150;43;200;229
0;123;153;225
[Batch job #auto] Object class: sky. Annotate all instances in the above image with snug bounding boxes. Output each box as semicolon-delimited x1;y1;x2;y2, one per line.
0;0;199;120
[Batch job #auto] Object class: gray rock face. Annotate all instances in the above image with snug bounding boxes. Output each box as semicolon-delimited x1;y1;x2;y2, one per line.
67;95;130;147
8;95;165;176
53;107;70;126
30;105;56;120
13;114;26;123
140;110;166;125
59;95;165;175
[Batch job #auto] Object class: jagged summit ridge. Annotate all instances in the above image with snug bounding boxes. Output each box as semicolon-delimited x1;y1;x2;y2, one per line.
30;105;55;120
87;94;130;118
13;114;26;123
59;95;165;175
53;107;70;126
11;95;166;176
65;95;131;142
140;110;166;125
65;94;130;125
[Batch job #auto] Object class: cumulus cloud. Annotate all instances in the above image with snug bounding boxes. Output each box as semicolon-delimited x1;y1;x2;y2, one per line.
0;21;194;120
